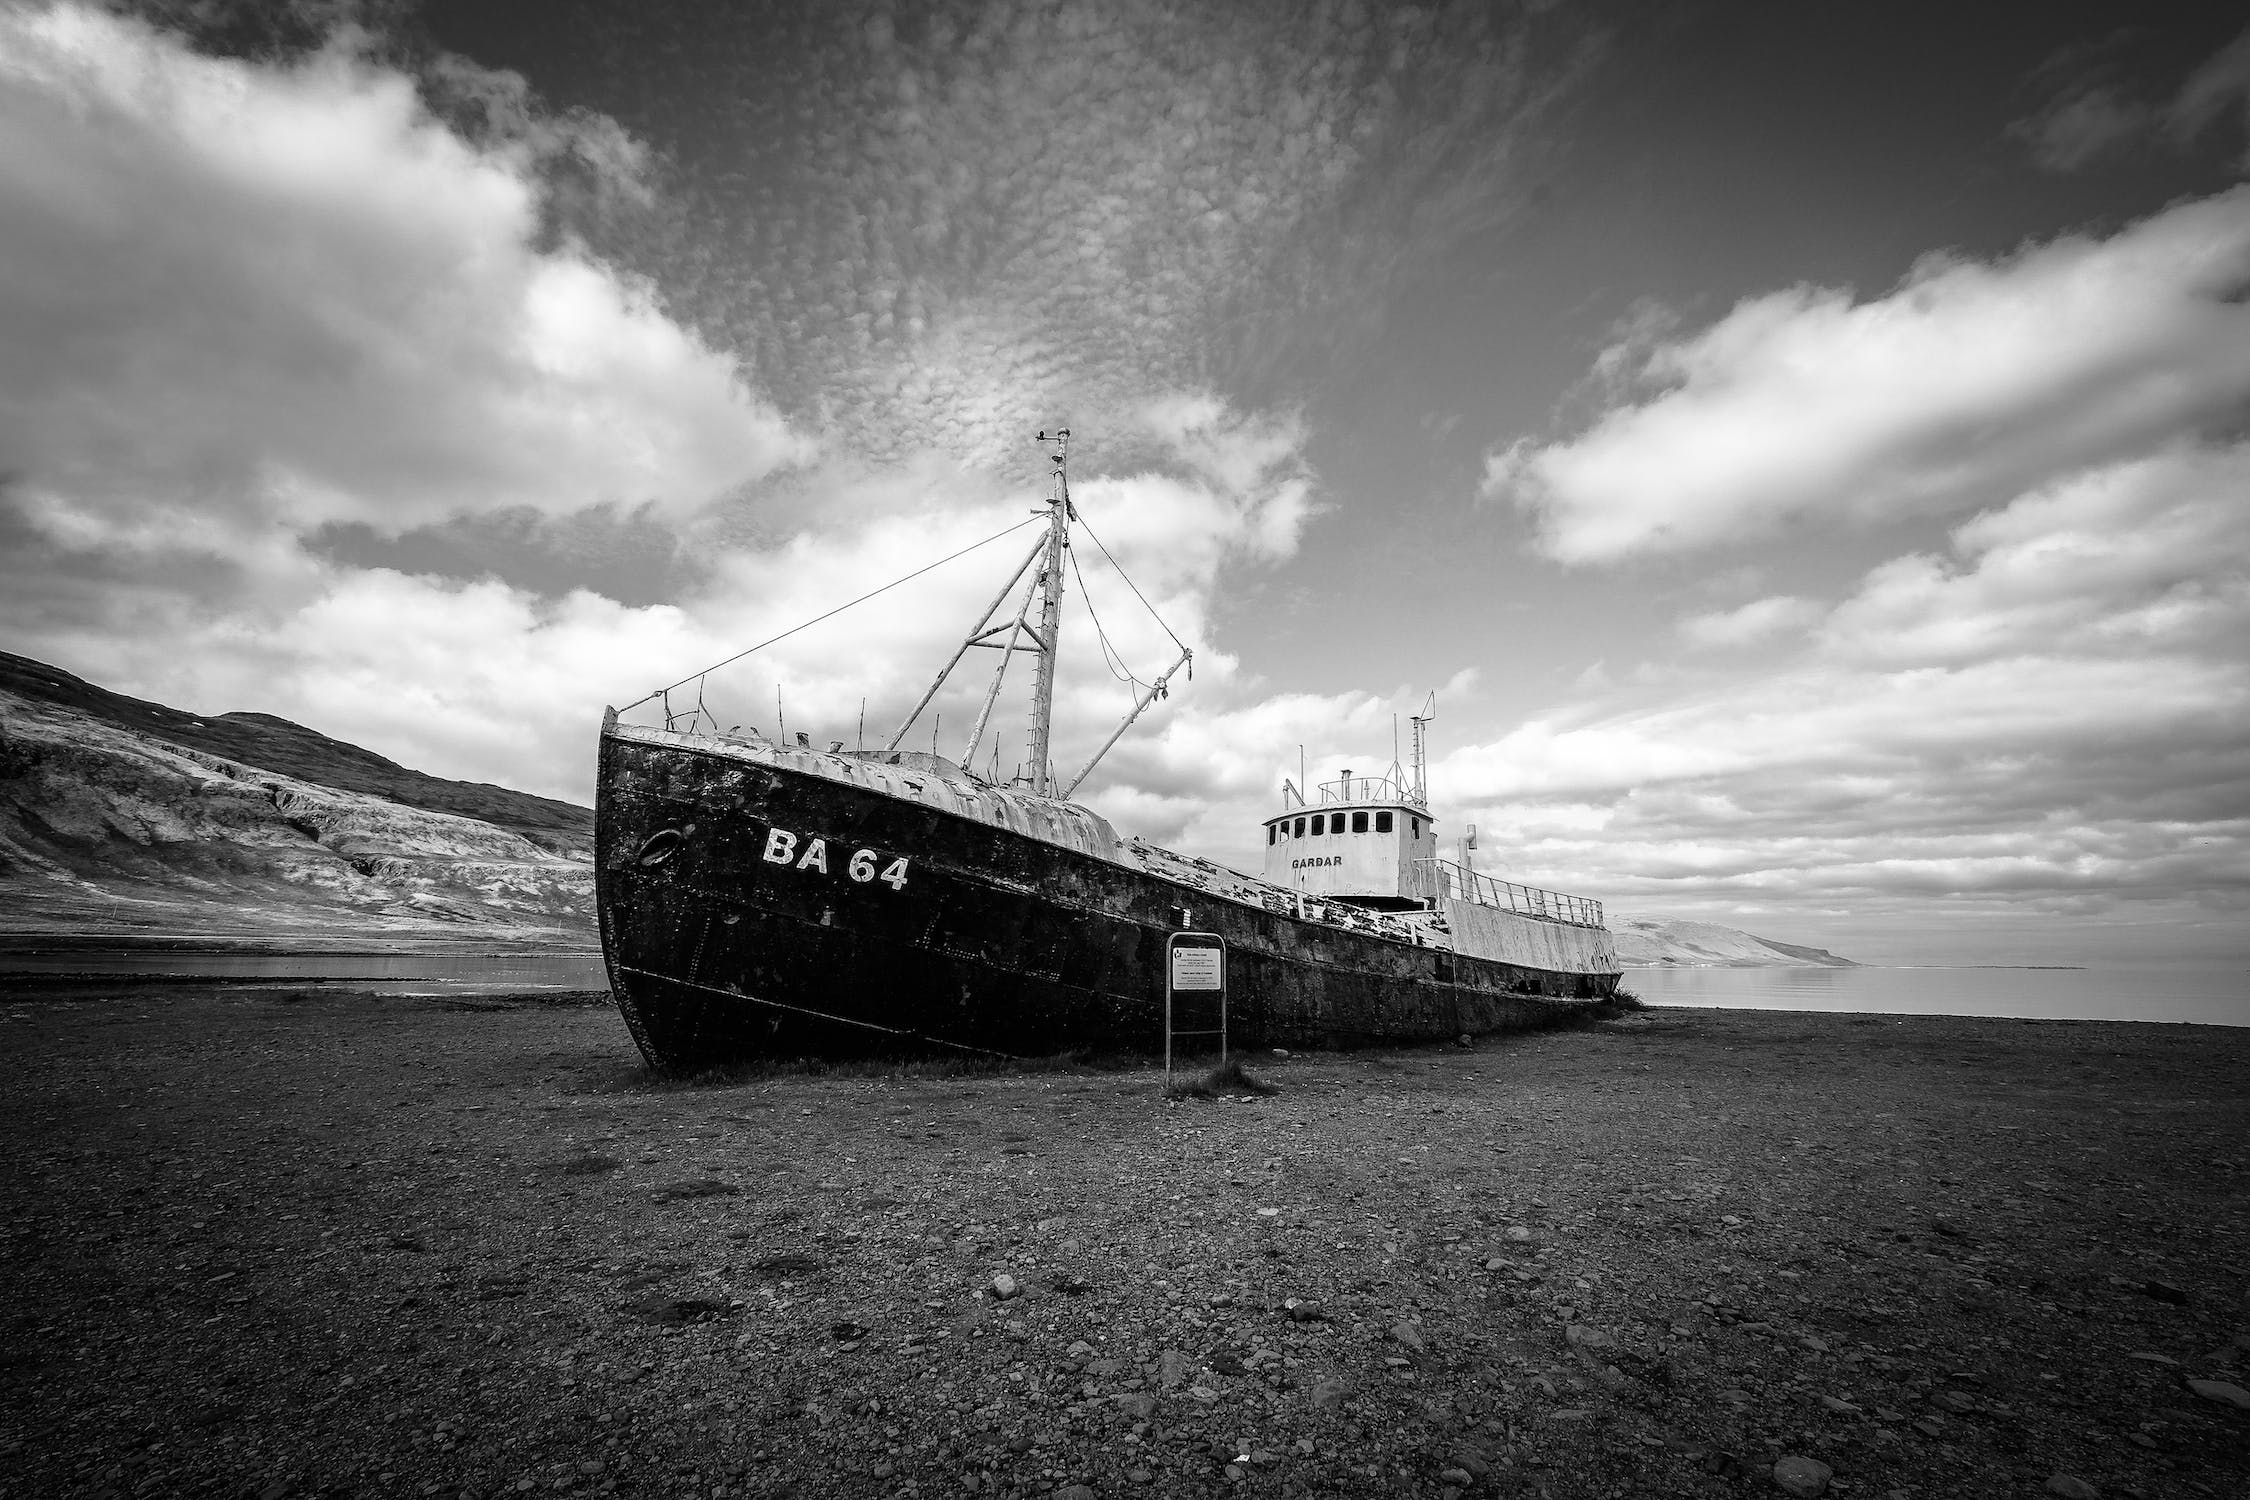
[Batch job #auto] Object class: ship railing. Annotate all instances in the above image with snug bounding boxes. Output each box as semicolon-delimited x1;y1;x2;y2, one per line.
1407;859;1604;928
1281;770;1428;811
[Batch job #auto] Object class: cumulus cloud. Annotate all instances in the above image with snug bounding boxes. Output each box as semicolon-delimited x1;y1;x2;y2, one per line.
1677;596;1822;650
1445;442;2250;962
0;3;807;545
1489;189;2250;562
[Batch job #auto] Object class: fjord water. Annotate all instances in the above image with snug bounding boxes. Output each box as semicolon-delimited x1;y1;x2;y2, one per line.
1628;964;2249;1027
0;950;608;994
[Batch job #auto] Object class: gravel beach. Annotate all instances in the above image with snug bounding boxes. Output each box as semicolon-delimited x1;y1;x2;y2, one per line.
2;983;2245;1500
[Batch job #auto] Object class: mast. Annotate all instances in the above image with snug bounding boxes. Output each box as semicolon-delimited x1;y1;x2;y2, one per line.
1026;428;1072;795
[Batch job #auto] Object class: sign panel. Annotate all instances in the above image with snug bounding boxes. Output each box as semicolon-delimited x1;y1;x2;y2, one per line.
1170;944;1223;992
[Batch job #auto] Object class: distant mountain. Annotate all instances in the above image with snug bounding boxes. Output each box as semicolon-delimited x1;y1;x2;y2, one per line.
0;652;589;852
0;653;595;946
1611;916;1855;967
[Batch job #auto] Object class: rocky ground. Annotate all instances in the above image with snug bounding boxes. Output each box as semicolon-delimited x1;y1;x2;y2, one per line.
1;985;2245;1500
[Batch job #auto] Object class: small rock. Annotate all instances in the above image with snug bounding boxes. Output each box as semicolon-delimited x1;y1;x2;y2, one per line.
1565;1324;1613;1350
991;1274;1021;1301
1503;1226;1533;1242
2142;1280;2188;1304
1389;1321;1426;1354
1927;1390;1975;1413
1283;1298;1325;1322
1440;1467;1472;1484
1115;1392;1157;1419
1817;1396;1860;1415
2187;1377;2250;1409
1771;1454;1832;1497
1158;1349;1194;1388
2044;1475;2099;1500
1310;1377;1352;1409
1056;1487;1096;1500
1127;1469;1153;1484
2125;1351;2177;1366
1483;1257;1505;1272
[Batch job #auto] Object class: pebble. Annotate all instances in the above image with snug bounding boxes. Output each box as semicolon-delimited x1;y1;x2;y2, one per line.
1389;1321;1426;1353
991;1274;1020;1302
1310;1377;1352;1409
2187;1378;2249;1409
1771;1454;1832;1497
2044;1475;2099;1499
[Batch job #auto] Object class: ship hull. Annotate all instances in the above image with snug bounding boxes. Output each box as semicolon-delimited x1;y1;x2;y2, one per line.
597;725;1618;1071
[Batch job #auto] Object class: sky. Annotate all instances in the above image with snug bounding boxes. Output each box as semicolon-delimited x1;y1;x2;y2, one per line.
2;0;2246;968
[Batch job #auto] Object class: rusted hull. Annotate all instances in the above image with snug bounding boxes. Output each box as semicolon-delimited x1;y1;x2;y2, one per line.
596;728;1617;1071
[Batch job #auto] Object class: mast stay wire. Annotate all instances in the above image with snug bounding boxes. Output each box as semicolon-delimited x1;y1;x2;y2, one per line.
1072;511;1188;656
618;515;1045;715
1067;544;1150;697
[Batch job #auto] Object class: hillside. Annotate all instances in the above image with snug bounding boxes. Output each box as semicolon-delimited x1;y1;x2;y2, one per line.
0;670;595;946
0;652;590;852
1611;916;1855;967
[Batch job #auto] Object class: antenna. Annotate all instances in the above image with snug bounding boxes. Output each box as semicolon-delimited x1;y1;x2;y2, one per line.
1408;692;1435;809
777;683;786;743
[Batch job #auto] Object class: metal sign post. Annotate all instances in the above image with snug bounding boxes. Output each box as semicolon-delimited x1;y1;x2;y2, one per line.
1164;931;1227;1077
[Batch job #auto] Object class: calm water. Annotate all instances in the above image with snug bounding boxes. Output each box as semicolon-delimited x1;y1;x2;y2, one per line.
1627;964;2249;1027
0;950;609;995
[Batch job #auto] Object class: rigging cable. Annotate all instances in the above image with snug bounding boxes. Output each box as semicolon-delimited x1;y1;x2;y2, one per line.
619;515;1045;713
1072;511;1188;655
1067;544;1149;695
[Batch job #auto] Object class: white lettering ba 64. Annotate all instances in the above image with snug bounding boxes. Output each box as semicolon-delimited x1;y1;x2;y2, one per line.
762;827;909;890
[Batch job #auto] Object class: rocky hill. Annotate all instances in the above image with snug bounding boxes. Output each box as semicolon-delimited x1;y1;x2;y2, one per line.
0;658;595;947
0;652;590;852
1610;916;1855;967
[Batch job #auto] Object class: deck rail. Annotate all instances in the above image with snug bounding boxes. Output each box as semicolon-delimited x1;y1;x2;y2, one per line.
1407;859;1604;928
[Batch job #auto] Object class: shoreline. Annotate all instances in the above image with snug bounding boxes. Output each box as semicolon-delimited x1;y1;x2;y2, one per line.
1;989;2243;1498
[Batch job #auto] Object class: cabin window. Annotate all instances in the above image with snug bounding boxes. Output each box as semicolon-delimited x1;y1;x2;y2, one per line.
1267;824;1276;845
1311;814;1325;836
1376;811;1393;833
1293;817;1305;838
1411;817;1421;838
1352;811;1368;833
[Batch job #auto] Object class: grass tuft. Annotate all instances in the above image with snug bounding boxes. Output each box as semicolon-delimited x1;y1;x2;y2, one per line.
1164;1054;1281;1099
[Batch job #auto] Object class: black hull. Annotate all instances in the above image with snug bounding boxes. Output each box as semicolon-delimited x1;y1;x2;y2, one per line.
596;727;1617;1071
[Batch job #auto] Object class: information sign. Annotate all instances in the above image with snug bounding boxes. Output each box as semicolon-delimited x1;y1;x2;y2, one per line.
1170;945;1223;991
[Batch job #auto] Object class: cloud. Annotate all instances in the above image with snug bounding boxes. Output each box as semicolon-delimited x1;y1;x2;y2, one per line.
1489;189;2250;563
2167;24;2250;163
2010;23;2250;174
0;3;807;546
2008;85;2152;172
1677;596;1822;650
1445;442;2250;962
544;0;1585;475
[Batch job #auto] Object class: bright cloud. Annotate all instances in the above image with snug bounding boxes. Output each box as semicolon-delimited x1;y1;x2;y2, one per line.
0;4;806;542
1489;188;2250;563
1445;442;2250;961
